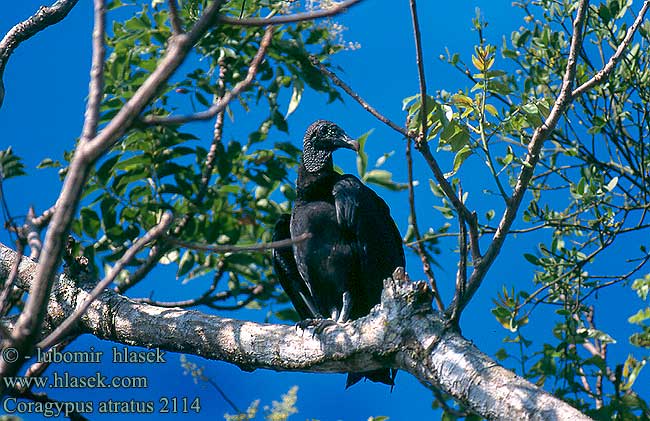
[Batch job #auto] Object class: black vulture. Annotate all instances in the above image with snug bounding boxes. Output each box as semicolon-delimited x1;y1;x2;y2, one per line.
272;120;405;388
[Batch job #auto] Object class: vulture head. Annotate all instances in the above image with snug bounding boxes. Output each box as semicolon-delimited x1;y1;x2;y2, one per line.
302;120;359;173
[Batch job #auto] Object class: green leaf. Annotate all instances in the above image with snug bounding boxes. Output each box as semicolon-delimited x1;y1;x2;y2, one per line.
523;253;540;265
37;158;61;169
448;145;472;175
80;208;101;238
628;308;650;325
440;121;470;152
355;130;373;177
363;169;408;191
495;348;508;361
0;147;26;180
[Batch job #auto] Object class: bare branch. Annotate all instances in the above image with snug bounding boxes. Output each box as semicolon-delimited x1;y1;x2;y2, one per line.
25;207;42;259
0;0;80;108
450;0;590;318
417;146;482;260
449;188;468;326
405;138;444;311
144;26;274;125
408;0;429;142
169;232;310;254
38;212;173;350
79;0;106;142
310;56;409;137
167;0;184;35
572;0;650;98
114;244;162;294
216;0;363;26
0;240;24;317
31;205;56;228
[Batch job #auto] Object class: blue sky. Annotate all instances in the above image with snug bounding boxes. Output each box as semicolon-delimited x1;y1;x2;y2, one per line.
0;0;648;419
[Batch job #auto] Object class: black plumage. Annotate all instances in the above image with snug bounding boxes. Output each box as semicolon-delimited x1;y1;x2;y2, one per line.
272;120;405;388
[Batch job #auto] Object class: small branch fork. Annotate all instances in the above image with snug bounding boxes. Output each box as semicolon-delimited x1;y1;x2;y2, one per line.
143;26;275;125
312;0;649;323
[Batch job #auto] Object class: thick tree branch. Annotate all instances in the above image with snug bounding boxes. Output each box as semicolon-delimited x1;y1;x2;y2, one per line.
0;244;592;421
216;0;363;26
0;0;80;108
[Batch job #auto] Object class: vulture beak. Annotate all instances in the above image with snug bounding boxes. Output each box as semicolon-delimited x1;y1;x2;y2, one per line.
342;134;360;152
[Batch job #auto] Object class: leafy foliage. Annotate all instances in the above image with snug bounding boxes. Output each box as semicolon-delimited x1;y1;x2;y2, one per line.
41;0;354;313
423;1;650;417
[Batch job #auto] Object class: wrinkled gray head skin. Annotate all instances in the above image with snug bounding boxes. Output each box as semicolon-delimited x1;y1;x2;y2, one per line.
302;120;359;173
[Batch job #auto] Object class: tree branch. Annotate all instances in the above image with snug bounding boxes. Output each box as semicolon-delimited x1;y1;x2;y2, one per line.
0;0;80;108
79;0;106;143
572;0;650;98
309;56;409;137
405;138;444;312
408;0;429;143
144;26;274;125
216;0;363;26
0;244;593;421
167;0;183;35
449;0;590;318
169;232;310;254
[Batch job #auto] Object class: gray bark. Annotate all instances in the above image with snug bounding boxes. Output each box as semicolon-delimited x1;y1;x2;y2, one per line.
0;243;591;421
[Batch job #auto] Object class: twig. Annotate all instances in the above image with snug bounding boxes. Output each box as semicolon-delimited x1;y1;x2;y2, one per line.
449;188;468;326
206;285;264;310
144;26;274;125
25;207;42;259
216;0;363;26
0;240;24;317
309;56;408;137
405;138;444;312
417;146;482;262
79;0;106;143
572;1;650;98
449;0;590;318
114;244;162;294
136;261;226;307
0;0;80;108
406;0;483;261
37;212;173;351
167;0;183;34
31;205;56;228
408;0;429;143
169;232;310;254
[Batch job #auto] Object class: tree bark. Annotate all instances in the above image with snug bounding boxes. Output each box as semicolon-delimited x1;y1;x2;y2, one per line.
0;243;592;421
